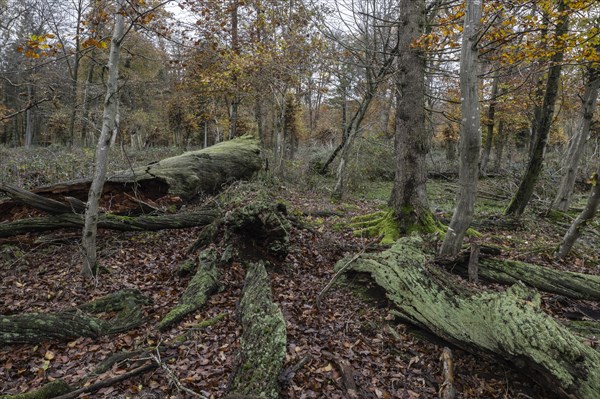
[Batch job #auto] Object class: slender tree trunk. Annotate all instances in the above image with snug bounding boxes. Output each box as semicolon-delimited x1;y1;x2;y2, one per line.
331;90;374;200
553;65;599;211
479;71;499;175
81;2;124;277
505;1;569;217
229;0;240;139
439;0;482;257
557;172;600;259
67;5;83;147
493;120;505;170
25;84;34;149
389;0;431;231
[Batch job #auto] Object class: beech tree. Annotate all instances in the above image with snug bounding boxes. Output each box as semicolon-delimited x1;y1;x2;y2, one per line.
81;0;125;277
439;0;482;257
552;58;600;211
389;0;432;232
505;0;570;217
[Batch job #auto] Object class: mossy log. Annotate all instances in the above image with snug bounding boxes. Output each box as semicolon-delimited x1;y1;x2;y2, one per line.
0;135;262;218
0;210;218;238
0;289;149;345
446;256;600;301
227;261;286;399
339;236;600;399
158;248;220;331
0;380;72;399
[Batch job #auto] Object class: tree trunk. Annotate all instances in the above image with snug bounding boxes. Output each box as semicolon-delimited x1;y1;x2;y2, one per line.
552;65;599;211
340;236;600;399
82;2;125;277
389;0;432;232
493;120;505;170
0;211;218;238
0;289;148;345
479;71;499;175
557;172;600;259
439;0;482;257
226;261;286;399
505;1;569;217
443;253;600;301
158;248;220;331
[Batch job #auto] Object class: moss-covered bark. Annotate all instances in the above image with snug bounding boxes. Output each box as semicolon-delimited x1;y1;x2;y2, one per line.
476;258;600;301
339;236;600;399
0;289;149;345
0;210;218;238
0;379;72;399
158;248;220;331
227;261;286;399
349;208;444;245
109;135;262;199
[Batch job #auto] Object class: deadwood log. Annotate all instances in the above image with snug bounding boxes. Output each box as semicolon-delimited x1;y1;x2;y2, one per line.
226;261;286;399
158;248;220;331
444;256;600;301
0;350;157;399
0;210;218;238
0;289;149;345
340;236;600;399
0;135;262;219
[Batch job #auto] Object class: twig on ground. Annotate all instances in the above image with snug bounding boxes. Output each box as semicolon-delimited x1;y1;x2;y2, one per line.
316;236;380;309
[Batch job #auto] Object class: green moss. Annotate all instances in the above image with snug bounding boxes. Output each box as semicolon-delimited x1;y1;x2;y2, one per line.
348;207;444;245
191;313;227;330
0;379;72;399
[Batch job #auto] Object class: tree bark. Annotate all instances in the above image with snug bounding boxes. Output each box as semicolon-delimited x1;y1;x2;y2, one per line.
389;0;432;232
0;210;218;238
340;236;600;399
479;71;499;175
226;261;286;399
0;289;148;345
557;172;600;259
82;1;125;277
0;135;263;220
158;248;220;331
552;65;599;211
443;254;600;301
505;1;569;217
439;0;483;257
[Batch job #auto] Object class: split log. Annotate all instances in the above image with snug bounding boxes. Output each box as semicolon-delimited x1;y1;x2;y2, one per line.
0;289;149;345
0;135;262;218
226;261;286;399
0;209;218;238
339;236;600;399
158;248;220;331
444;256;600;301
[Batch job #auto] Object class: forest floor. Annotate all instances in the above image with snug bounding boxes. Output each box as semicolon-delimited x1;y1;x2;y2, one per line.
1;166;600;398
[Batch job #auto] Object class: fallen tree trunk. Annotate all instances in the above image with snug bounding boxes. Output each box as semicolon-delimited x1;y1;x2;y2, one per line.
340;236;600;399
0;210;218;238
158;248;220;331
0;289;149;345
0;135;262;218
442;255;600;301
226;261;286;399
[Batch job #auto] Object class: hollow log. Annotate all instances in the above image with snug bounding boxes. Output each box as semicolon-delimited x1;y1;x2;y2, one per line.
0;210;218;238
0;289;149;345
339;236;600;399
158;248;220;331
226;261;286;399
444;255;600;301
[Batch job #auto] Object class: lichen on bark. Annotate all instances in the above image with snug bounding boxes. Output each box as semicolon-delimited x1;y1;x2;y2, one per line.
338;236;600;398
228;261;286;399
